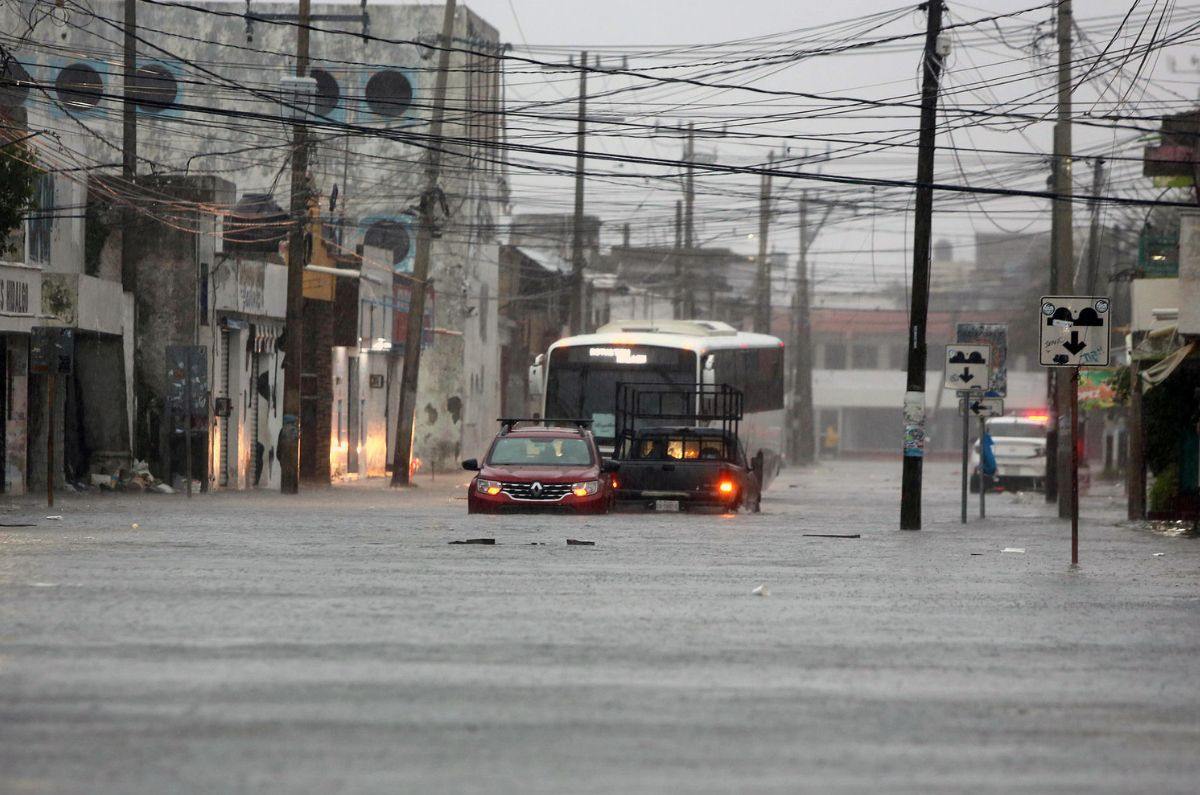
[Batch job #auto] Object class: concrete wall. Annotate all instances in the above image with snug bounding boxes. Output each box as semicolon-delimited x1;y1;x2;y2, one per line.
3;335;29;494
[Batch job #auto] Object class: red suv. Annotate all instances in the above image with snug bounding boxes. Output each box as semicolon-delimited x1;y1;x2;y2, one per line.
462;420;618;514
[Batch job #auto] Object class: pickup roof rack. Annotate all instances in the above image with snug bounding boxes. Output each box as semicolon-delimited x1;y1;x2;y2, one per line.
497;417;594;435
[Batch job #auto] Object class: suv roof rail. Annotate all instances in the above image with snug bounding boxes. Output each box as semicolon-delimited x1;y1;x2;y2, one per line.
497;417;593;434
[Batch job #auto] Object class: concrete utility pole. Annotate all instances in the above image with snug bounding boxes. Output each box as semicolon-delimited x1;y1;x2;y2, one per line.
121;0;137;281
683;122;695;317
279;0;312;494
1082;157;1106;294
898;0;945;531
673;199;683;316
121;0;139;456
1052;0;1075;519
568;50;588;335
390;0;458;487
790;190;830;465
753;152;773;334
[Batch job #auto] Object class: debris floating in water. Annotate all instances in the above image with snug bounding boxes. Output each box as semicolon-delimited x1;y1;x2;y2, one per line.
751;584;769;597
449;538;495;545
803;533;861;539
1002;547;1026;554
566;539;595;546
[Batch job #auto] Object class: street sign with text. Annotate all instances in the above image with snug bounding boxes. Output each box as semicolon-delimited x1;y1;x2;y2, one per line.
944;344;990;391
1039;296;1110;367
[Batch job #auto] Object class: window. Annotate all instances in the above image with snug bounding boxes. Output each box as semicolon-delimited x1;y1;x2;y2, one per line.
823;342;846;370
1;59;31;107
27;173;54;265
311;68;340;117
852;344;879;369
364;70;413;118
130;63;178;112
55;63;103;108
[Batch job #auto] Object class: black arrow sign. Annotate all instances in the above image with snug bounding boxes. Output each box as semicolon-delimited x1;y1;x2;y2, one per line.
970;401;984;415
960;368;975;383
1063;330;1087;355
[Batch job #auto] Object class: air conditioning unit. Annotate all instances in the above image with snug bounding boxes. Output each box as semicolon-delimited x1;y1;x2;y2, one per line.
279;75;317;121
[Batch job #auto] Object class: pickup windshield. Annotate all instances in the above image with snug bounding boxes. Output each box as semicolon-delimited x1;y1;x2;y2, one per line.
489;437;593;466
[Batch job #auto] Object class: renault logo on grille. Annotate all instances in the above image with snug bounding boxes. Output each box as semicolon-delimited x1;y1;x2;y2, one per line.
531;481;544;496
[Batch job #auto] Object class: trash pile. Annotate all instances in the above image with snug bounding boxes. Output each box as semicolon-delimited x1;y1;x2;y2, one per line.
68;460;175;495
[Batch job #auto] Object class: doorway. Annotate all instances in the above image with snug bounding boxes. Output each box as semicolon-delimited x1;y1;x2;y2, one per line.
347;356;360;474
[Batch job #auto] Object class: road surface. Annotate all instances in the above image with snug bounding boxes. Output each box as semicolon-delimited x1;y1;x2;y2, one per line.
1;460;1197;793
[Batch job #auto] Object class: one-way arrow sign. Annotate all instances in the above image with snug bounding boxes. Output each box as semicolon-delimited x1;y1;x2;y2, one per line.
1039;295;1110;367
944;344;991;392
960;396;1003;418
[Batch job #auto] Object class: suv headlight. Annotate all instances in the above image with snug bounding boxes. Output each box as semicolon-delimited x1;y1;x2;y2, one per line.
571;480;600;497
477;479;502;495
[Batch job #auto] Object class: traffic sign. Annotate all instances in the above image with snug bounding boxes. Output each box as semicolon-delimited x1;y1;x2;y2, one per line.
960;396;1003;418
944;344;990;391
1040;296;1110;367
956;323;1007;397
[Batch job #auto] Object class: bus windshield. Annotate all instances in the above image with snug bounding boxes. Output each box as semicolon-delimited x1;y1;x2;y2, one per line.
545;345;697;440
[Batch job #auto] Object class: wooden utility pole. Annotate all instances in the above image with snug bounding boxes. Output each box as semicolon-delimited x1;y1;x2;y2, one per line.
1053;0;1075;520
753;152;773;334
683;122;695;317
1127;357;1146;519
898;0;945;531
390;0;458;486
279;0;312;494
568;50;588;334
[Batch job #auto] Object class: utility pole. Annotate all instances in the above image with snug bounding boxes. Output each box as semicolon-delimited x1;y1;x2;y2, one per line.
753;152;773;334
683;122;695;317
898;0;945;531
121;0;139;457
279;0;311;494
1082;157;1105;294
1053;0;1075;520
568;50;588;335
674;199;683;317
791;190;828;466
390;0;458;487
121;0;137;273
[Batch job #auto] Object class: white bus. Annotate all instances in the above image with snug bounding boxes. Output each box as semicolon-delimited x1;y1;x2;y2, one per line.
530;320;786;477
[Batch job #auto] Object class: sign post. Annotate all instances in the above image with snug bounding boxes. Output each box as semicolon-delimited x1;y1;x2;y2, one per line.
959;396;1003;520
1039;296;1110;566
30;327;74;507
946;344;990;525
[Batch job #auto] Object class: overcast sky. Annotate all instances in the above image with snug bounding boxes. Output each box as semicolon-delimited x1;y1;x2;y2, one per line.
449;1;1199;296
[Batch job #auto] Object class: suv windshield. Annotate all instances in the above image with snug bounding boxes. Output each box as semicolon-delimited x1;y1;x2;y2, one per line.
488;437;593;466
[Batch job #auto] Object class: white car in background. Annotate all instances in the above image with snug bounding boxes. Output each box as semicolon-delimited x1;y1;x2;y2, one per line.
970;415;1050;493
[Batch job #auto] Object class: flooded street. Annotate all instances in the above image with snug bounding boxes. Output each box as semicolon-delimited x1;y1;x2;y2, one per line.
2;460;1197;793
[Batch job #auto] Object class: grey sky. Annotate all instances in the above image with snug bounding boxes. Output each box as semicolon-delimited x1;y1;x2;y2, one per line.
440;2;1199;295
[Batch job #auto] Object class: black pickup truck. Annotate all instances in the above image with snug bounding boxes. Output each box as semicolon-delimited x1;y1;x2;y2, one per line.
610;383;762;512
613;425;761;512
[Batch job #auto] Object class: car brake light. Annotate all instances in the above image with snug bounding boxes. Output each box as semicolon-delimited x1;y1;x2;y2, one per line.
718;480;735;494
1025;413;1050;423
